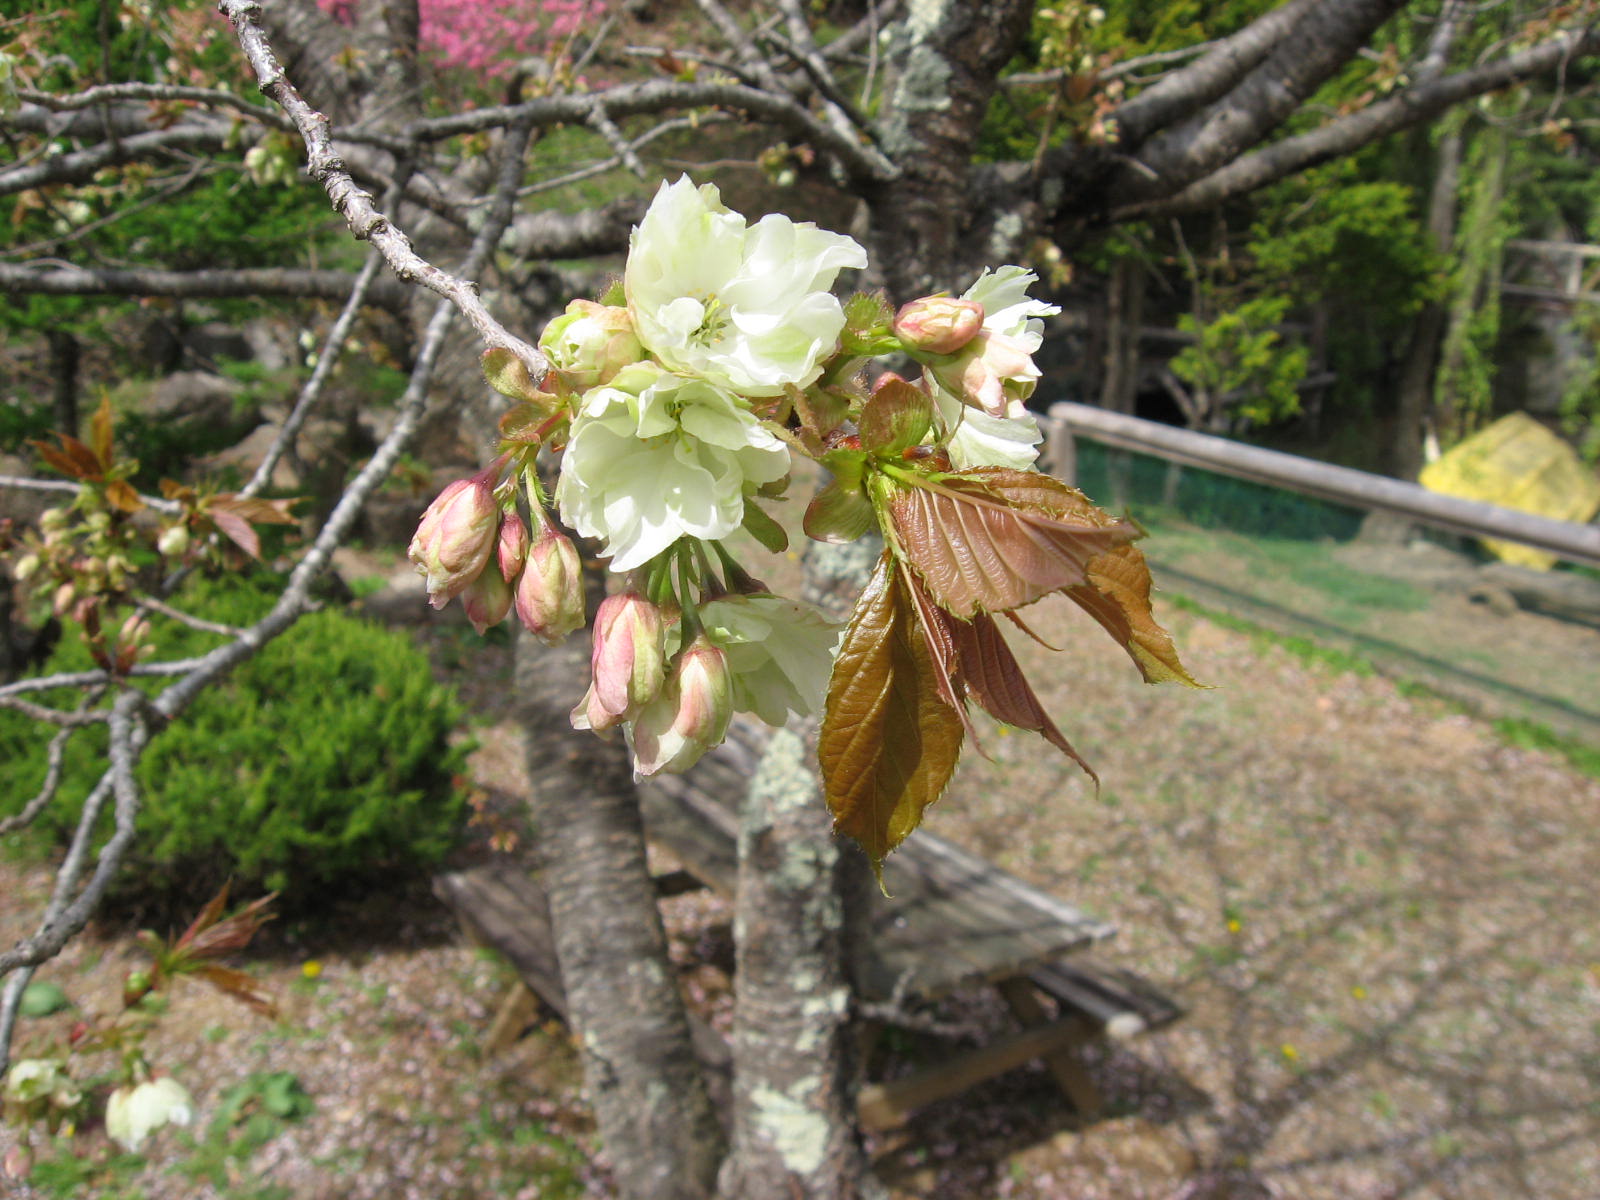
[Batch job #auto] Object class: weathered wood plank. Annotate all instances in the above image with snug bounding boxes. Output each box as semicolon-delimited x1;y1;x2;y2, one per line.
856;1014;1096;1131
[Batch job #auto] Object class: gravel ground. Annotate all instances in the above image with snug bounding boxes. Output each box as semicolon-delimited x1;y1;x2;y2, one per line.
4;574;1598;1199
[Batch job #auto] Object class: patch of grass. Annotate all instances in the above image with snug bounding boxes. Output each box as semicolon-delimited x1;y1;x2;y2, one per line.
1163;593;1600;780
1492;718;1600;777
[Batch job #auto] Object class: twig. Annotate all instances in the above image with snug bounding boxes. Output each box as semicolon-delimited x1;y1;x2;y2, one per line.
0;473;181;515
240;174;409;500
0;695;109;727
587;108;648;180
19;82;291;126
131;594;248;638
0;32;537;1068
0;701;102;837
0;692;148;1069
218;0;547;380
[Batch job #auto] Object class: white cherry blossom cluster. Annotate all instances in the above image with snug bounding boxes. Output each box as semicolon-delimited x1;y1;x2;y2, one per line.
409;176;1059;777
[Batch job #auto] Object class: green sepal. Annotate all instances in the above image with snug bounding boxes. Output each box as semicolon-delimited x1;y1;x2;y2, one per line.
741;501;789;554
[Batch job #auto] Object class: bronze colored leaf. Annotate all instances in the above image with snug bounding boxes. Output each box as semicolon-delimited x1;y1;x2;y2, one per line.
32;434;100;481
104;479;143;514
211;495;300;526
1068;544;1204;687
803;475;877;544
89;396;116;469
881;470;1137;618
858;374;932;458
209;507;260;559
901;566;1094;779
820;553;964;874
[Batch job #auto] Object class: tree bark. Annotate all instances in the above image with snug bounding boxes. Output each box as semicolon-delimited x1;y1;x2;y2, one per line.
46;330;80;436
868;0;1037;297
719;539;882;1199
1111;0;1409;206
1099;256;1144;415
1393;126;1461;479
515;624;726;1200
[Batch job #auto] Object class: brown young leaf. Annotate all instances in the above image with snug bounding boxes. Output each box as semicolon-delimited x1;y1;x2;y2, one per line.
104;479;143;514
32;434;101;481
901;567;1096;780
208;507;260;559
211;495;300;526
881;469;1137;618
820;553;964;874
857;373;932;457
88;396;116;469
1067;544;1205;687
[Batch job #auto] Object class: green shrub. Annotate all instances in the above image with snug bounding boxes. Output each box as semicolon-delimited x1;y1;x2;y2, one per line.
0;573;469;916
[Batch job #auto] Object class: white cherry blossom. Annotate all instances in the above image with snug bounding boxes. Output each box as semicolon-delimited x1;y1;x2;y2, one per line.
555;363;790;571
625;176;866;396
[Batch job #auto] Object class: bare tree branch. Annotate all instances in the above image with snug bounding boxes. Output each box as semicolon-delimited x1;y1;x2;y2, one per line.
131;595;248;638
1115;24;1600;221
0;262;411;307
0;695;108;727
0;124;234;196
0;706;100;838
1112;0;1410;203
407;79;899;184
219;0;547;378
1110;0;1329;148
240;178;405;499
0;75;539;1071
19;82;292;125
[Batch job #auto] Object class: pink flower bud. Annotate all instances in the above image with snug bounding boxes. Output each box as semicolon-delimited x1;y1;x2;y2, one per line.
570;680;625;734
894;296;985;355
628;636;733;778
461;563;514;634
933;329;1043;417
514;522;585;645
496;513;530;583
589;592;666;720
408;470;499;609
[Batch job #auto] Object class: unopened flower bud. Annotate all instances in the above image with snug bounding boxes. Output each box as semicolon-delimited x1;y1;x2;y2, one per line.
408;470;500;609
460;563;513;635
628;636;733;778
496;513;530;583
894;296;984;355
539;300;644;390
123;968;153;1008
931;329;1042;417
13;552;40;582
39;507;69;537
514;522;585;646
586;592;666;722
156;524;190;558
570;680;625;733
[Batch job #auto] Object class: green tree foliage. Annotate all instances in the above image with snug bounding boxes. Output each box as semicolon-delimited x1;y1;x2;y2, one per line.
0;573;469;916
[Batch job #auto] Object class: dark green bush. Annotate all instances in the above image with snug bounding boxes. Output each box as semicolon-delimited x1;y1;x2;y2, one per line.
0;573;469;916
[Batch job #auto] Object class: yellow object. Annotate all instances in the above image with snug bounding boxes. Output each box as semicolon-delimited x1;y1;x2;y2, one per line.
1419;413;1600;570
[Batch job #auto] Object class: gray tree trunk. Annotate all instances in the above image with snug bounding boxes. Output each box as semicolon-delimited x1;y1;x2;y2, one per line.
515;622;726;1199
719;540;882;1199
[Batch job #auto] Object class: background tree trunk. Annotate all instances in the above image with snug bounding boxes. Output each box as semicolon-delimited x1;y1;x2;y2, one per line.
514;622;726;1200
1393;126;1462;479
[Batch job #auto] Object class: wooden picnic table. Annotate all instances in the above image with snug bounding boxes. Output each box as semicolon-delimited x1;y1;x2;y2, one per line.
436;719;1181;1129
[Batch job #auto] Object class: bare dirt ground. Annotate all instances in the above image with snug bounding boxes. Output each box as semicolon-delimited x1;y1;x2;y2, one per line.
4;556;1599;1199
